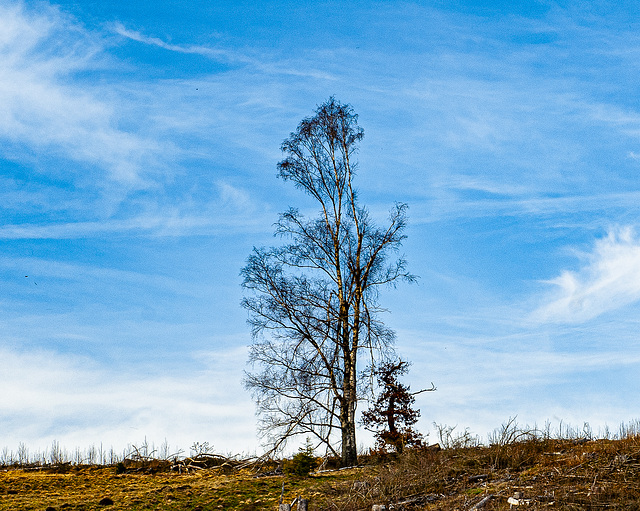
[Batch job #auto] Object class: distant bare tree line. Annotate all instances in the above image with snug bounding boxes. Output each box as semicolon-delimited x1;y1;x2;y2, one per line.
0;438;207;467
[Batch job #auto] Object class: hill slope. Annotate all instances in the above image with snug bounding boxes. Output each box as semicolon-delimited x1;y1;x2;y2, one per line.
2;435;640;509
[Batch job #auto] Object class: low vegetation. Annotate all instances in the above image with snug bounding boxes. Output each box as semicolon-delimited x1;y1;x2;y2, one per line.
3;420;640;510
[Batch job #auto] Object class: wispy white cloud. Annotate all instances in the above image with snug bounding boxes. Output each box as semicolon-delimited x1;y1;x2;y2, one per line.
533;227;640;323
0;180;269;239
444;175;531;196
0;255;209;296
0;2;162;185
394;323;640;443
409;190;640;227
0;346;256;454
111;22;255;66
112;22;339;81
0;216;219;239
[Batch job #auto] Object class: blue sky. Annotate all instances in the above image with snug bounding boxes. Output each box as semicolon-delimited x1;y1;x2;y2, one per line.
2;0;640;455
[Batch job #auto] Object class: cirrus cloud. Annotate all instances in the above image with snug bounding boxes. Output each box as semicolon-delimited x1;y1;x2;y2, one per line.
534;226;640;323
0;1;162;185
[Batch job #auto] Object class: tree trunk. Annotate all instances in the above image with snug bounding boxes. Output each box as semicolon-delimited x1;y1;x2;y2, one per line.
339;295;358;467
340;375;358;467
341;408;358;466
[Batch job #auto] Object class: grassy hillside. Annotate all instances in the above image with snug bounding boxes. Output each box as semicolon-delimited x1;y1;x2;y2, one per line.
2;432;640;510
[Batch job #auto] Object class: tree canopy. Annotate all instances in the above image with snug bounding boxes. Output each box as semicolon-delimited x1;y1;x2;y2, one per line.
362;359;433;453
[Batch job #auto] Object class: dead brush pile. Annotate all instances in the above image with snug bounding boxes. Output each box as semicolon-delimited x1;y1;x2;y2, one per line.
322;436;640;509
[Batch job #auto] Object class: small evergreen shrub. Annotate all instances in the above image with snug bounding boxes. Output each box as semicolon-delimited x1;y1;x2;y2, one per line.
284;438;318;477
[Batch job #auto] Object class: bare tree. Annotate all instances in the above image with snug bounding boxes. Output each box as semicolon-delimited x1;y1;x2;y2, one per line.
241;97;414;466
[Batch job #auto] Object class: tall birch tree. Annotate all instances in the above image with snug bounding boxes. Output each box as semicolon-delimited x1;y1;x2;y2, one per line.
241;98;413;466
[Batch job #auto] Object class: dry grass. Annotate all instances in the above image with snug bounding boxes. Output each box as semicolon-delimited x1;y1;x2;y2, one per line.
337;433;640;510
0;464;310;510
3;430;640;510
